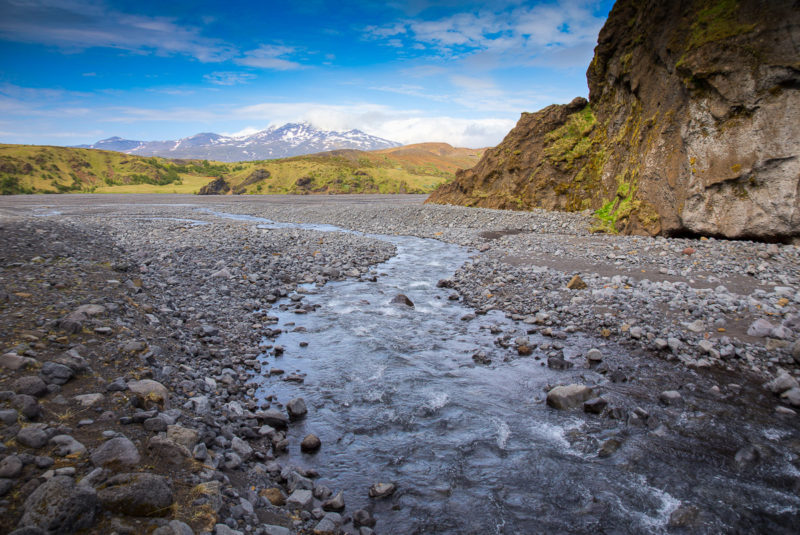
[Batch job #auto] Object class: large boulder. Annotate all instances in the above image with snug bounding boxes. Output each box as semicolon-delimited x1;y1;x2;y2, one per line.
97;473;174;517
18;476;99;534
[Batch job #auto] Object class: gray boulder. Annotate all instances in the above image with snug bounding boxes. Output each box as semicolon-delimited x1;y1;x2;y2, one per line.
97;472;174;517
546;384;593;410
18;476;99;534
90;436;141;469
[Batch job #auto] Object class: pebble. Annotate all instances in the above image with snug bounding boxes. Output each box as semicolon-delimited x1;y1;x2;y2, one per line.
301;434;321;453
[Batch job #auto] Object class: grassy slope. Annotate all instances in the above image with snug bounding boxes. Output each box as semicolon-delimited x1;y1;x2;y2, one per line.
0;143;483;195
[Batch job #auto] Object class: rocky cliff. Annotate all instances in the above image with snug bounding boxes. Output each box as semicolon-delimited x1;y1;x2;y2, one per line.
427;0;800;240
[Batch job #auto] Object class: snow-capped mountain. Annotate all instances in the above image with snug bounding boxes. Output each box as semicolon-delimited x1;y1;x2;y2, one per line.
76;123;401;162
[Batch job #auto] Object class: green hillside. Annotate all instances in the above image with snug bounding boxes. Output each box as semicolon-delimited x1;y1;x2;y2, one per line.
0;143;482;195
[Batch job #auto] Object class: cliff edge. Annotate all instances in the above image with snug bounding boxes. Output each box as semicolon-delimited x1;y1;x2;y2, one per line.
427;0;800;240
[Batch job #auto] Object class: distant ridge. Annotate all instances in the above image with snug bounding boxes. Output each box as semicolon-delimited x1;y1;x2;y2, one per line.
75;123;401;162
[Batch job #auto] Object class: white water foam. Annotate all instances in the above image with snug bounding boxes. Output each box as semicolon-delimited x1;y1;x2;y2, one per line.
420;392;450;415
495;420;511;450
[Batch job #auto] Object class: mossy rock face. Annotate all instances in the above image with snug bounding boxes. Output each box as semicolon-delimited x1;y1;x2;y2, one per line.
427;97;594;212
429;0;800;240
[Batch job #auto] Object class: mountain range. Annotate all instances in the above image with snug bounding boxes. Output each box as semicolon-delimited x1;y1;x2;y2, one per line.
75;123;401;162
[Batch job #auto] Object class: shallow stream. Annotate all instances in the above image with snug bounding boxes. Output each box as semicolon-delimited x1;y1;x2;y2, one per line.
203;209;800;534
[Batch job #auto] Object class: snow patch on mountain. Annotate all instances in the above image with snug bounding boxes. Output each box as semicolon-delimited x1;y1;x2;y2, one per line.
77;122;401;161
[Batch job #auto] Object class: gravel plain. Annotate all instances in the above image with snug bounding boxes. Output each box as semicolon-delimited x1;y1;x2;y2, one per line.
0;194;798;534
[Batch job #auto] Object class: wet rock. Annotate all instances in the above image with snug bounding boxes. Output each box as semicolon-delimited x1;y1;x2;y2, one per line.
301;434;322;453
669;505;701;528
256;409;289;428
286;489;314;511
353;509;376;528
390;294;414;307
90;436;141;469
546;384;593;410
16;427;48;449
585;348;603;363
18;476;99;534
287;397;308;420
659;390;683;406
598;438;623;458
40;362;74;385
472;351;491;365
12;376;48;398
286;470;313;493
547;356;572;370
368;482;396;499
583;397;607;414
322;490;345;512
97;472;174;517
734;444;762;469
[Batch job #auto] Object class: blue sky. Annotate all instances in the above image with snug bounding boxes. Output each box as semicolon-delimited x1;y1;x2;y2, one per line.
0;0;615;148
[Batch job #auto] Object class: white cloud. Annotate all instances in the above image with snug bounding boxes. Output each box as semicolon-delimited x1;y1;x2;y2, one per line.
362;0;604;66
371;116;515;147
220;126;265;137
0;0;235;62
203;71;257;86
235;45;303;70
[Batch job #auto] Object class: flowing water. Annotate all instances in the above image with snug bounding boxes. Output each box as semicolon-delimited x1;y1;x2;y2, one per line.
202;210;800;534
14;201;800;533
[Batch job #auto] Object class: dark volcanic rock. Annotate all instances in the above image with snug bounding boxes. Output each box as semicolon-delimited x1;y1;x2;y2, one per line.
198;176;231;195
391;294;414;308
97;472;174;517
18;476;99;534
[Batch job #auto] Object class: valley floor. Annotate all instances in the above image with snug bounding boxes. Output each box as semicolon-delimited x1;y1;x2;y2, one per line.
0;194;798;534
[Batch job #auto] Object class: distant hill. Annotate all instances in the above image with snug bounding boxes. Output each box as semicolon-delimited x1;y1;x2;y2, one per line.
75;123;402;162
0;142;483;195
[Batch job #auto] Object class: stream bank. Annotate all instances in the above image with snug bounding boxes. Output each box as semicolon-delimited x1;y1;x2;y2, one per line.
0;195;798;534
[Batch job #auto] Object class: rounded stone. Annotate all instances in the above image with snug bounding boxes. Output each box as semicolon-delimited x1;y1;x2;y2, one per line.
301;434;321;453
